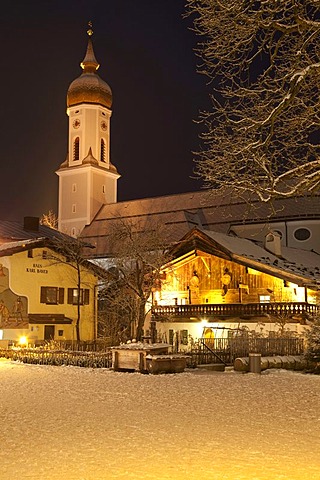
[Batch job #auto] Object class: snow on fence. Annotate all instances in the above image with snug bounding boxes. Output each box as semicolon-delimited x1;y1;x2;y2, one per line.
188;337;305;366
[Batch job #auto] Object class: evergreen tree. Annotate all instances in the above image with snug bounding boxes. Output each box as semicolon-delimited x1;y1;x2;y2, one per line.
304;318;320;373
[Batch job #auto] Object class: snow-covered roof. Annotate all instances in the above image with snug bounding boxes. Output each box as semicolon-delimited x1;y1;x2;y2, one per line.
111;342;170;351
0;238;49;256
0;238;47;252
170;228;320;288
204;230;320;285
0;237;104;277
80;190;320;257
0;220;61;242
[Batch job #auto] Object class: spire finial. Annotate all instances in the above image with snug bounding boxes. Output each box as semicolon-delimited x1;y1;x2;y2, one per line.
81;21;99;72
87;21;93;37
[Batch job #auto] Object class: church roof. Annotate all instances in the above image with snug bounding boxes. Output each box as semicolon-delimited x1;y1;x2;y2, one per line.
67;33;112;109
80;190;320;257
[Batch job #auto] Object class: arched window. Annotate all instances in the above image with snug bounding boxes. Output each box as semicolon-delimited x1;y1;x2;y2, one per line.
73;137;80;161
100;139;106;162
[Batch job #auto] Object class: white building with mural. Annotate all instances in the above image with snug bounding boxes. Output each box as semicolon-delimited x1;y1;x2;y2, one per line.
0;218;99;346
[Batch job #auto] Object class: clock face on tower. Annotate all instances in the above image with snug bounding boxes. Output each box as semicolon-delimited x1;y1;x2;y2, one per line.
101;121;108;131
73;119;81;129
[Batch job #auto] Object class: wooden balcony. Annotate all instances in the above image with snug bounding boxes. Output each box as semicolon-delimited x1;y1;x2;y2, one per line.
151;302;318;321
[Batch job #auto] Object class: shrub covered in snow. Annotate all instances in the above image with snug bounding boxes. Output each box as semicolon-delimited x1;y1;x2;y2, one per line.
304;318;320;373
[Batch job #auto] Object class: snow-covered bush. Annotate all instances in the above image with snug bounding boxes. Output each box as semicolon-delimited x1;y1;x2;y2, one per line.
304;318;320;374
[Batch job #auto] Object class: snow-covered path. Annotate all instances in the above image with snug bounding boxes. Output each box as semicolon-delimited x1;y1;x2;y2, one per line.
0;359;319;480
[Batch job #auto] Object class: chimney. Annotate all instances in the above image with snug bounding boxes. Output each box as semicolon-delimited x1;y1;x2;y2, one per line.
23;216;40;232
264;230;282;257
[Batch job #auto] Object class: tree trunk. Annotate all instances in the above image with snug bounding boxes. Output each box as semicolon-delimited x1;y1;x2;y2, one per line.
136;300;146;341
76;267;81;342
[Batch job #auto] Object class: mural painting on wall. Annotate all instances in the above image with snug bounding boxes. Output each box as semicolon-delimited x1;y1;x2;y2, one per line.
0;264;28;329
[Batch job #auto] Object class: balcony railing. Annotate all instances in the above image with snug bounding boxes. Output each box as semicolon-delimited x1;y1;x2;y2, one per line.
152;302;318;320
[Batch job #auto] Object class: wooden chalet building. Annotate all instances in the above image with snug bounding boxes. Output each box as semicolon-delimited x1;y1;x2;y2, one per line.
150;228;320;347
79;192;320;347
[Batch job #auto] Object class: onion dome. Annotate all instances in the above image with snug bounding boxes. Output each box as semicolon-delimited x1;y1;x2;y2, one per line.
67;29;112;109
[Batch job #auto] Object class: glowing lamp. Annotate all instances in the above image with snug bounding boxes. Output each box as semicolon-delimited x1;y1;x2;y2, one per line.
18;336;28;347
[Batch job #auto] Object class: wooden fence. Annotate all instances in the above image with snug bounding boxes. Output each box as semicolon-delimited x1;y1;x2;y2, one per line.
0;336;305;369
188;337;305;366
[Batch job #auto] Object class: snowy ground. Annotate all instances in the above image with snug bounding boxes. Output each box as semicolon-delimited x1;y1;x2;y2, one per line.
0;359;320;480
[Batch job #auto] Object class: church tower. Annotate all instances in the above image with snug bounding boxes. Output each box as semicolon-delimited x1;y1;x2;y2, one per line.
56;26;119;236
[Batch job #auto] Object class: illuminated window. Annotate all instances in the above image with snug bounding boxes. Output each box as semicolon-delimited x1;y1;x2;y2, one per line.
100;139;106;162
181;330;188;345
73;137;80;161
40;287;64;305
67;288;90;305
259;295;271;303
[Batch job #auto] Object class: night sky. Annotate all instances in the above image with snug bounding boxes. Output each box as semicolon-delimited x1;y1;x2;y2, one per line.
0;0;210;221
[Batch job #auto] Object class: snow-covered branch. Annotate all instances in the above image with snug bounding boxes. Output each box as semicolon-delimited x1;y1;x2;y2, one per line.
186;0;320;209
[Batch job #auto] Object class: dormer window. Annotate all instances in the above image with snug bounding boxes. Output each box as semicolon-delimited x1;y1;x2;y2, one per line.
100;139;106;162
73;137;80;161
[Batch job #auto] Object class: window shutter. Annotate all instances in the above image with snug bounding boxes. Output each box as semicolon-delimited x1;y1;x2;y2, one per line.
84;289;90;305
73;137;80;161
58;288;64;304
40;287;47;303
67;288;73;304
101;139;105;162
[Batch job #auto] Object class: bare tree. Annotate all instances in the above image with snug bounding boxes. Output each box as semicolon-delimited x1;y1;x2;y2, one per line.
98;272;138;346
45;235;97;342
40;211;59;230
99;218;171;342
186;1;320;206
